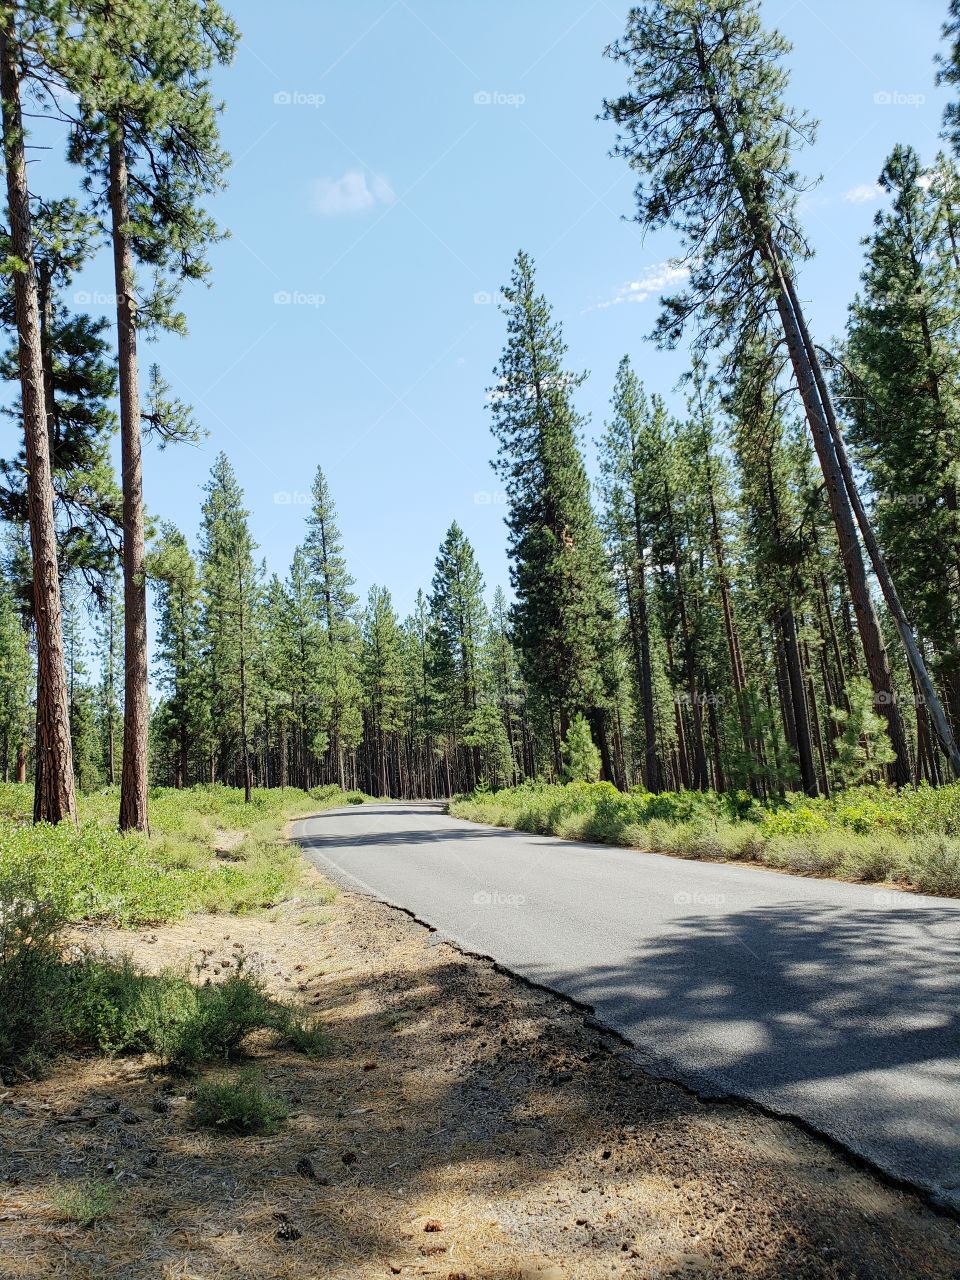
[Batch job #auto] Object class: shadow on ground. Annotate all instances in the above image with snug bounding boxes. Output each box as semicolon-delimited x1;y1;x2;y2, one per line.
2;892;959;1280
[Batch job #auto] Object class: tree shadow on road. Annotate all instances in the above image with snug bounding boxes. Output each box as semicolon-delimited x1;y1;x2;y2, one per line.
3;900;959;1279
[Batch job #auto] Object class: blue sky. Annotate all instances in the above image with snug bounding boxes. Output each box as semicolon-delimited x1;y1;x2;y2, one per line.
3;0;954;619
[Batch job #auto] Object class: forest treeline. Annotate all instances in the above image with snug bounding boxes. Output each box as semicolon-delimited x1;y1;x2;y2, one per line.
2;0;960;818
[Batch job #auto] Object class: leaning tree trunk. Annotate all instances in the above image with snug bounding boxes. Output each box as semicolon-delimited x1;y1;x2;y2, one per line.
781;268;960;778
0;20;76;824
766;258;911;785
109;131;150;831
694;41;916;783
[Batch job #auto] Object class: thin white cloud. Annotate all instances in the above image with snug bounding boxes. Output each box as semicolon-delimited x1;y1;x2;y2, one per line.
844;183;884;204
310;169;396;217
585;261;690;313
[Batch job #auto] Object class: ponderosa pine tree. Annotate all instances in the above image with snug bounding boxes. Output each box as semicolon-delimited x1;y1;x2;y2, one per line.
0;199;121;596
302;467;362;787
0;4;76;822
938;1;960;153
685;378;759;792
284;547;326;788
61;581;102;791
841;145;960;735
489;250;619;778
199;454;260;802
727;350;824;795
151;524;204;788
428;521;487;791
66;0;239;831
602;0;957;782
360;586;405;796
0;573;30;781
485;585;525;785
599;357;663;790
93;568;123;785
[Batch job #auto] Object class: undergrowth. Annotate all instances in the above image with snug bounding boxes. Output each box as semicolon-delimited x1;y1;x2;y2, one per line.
449;780;960;896
0;782;369;926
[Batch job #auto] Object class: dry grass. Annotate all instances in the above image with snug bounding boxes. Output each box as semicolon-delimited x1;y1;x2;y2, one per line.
0;864;957;1279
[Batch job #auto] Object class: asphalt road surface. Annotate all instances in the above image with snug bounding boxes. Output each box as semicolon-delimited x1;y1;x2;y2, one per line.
294;802;960;1209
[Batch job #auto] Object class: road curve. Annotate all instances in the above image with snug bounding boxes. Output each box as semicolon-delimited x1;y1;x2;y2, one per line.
294;801;960;1209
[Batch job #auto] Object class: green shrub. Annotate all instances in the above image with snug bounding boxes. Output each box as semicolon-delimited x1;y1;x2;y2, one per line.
65;954;157;1055
193;1068;287;1134
0;782;364;927
0;874;67;1073
65;955;271;1066
52;1177;120;1227
909;836;960;896
270;1006;327;1058
450;780;960;897
157;967;270;1067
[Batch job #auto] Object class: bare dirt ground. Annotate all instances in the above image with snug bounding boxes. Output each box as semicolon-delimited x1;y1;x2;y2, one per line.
1;863;958;1280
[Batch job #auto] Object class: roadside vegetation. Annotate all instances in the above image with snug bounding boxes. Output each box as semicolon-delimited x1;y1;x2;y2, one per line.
450;779;960;897
0;782;363;1078
0;782;368;925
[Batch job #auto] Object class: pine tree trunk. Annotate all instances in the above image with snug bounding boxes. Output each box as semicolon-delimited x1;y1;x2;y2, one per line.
626;488;661;791
693;36;915;782
109;133;150;831
768;268;909;784
705;467;757;791
781;605;818;794
664;490;709;789
803;636;830;796
779;267;960;777
0;21;76;825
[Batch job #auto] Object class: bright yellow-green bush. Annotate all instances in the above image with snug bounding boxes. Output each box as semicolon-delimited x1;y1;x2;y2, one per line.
0;783;361;925
450;781;960;896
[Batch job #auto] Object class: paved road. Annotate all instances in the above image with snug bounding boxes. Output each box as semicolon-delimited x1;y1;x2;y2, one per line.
294;802;960;1208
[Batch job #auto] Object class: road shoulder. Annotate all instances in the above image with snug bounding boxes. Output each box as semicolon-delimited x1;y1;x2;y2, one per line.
2;866;958;1279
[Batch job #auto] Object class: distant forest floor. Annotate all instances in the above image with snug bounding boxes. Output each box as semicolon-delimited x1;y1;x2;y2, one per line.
2;858;958;1279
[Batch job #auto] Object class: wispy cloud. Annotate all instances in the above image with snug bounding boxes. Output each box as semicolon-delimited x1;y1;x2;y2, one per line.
310;169;396;217
585;261;690;313
843;183;884;204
